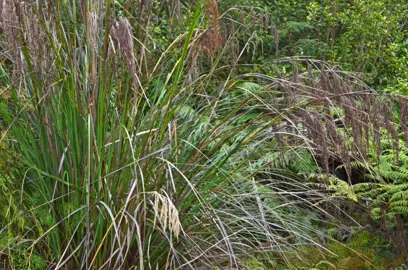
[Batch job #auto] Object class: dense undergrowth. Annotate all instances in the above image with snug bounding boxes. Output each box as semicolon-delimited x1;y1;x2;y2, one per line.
1;0;408;269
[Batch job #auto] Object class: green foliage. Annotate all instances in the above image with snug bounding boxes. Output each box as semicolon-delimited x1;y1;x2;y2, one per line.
309;174;358;202
237;0;408;92
1;0;408;268
289;230;395;270
0;1;341;268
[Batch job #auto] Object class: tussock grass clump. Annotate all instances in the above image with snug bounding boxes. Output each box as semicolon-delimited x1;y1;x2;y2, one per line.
0;1;326;269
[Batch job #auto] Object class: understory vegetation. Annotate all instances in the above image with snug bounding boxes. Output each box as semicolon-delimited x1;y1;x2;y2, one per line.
1;0;408;269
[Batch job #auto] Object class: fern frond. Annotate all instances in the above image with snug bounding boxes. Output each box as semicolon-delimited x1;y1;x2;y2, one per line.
389;206;408;215
390;190;408;202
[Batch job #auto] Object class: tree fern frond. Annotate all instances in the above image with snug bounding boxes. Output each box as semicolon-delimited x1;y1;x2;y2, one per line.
390;190;408;202
389;206;408;215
